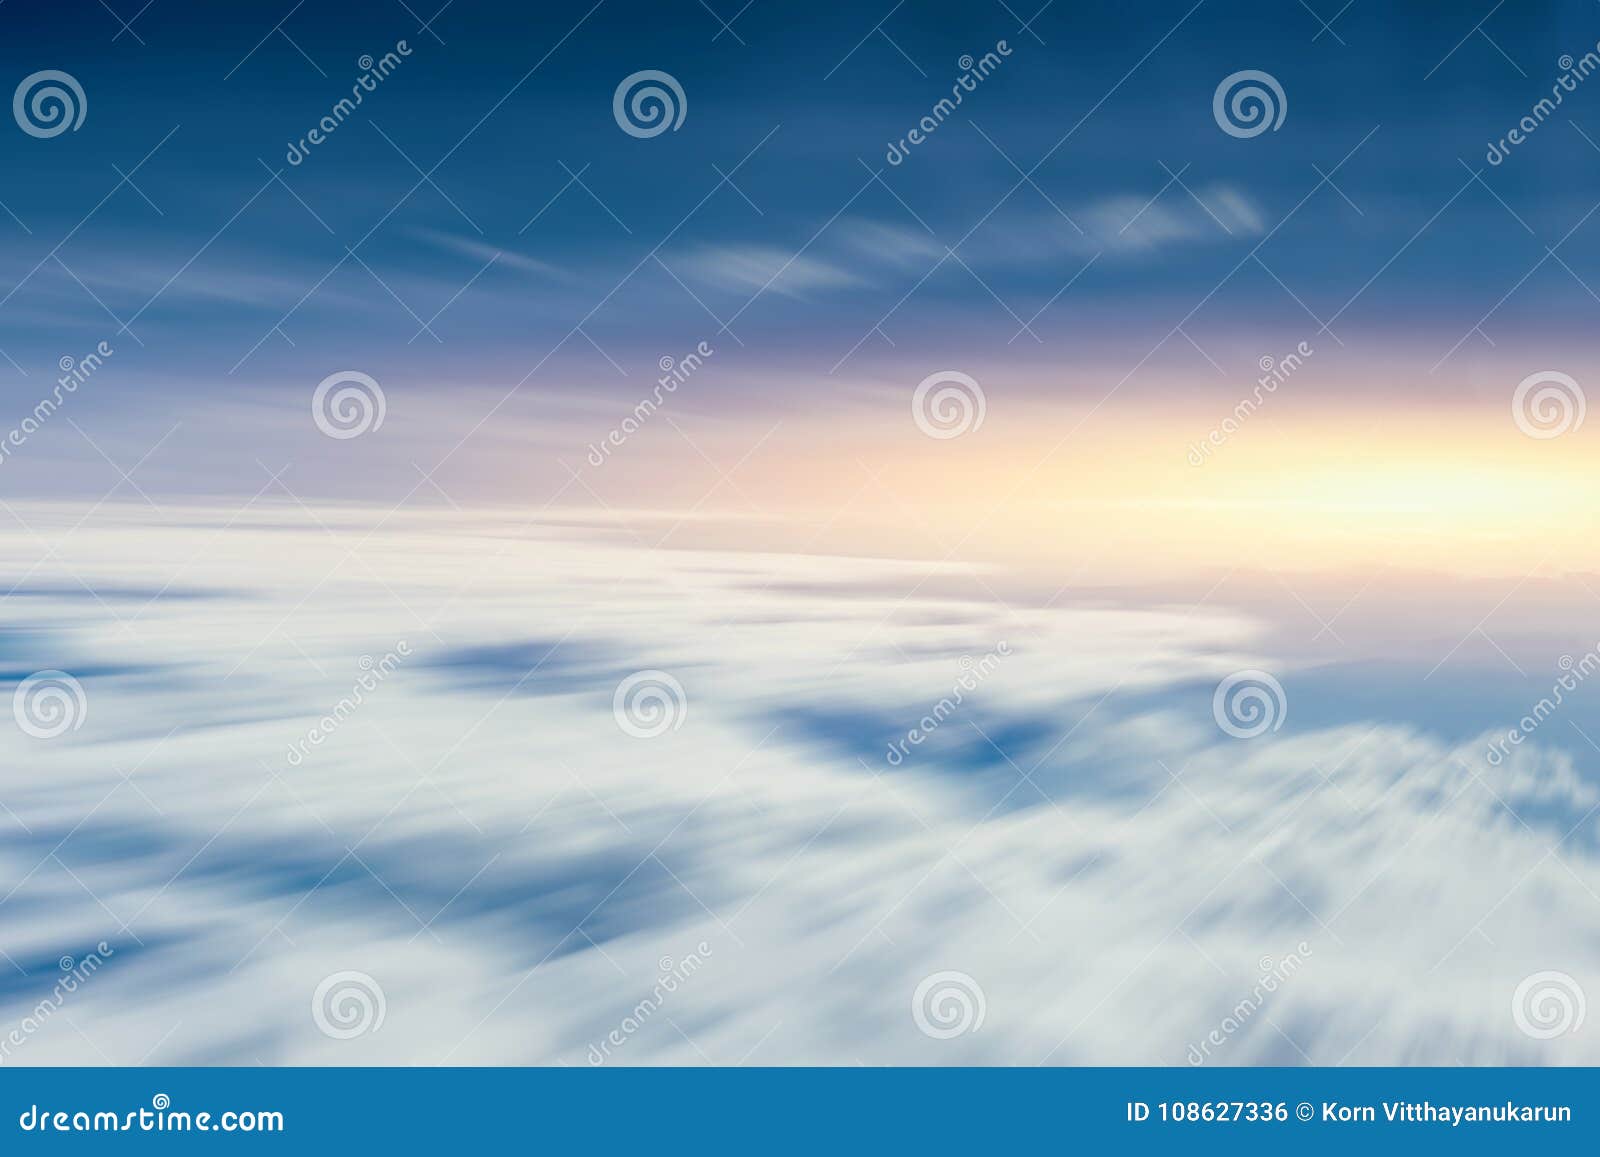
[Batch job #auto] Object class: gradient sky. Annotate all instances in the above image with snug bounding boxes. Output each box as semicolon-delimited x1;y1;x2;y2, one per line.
2;0;1599;528
7;1;1600;1071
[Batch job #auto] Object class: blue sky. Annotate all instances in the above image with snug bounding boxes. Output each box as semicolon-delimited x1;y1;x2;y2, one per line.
0;0;1596;540
3;0;1599;454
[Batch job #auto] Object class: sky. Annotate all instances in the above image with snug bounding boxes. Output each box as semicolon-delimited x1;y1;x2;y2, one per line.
2;0;1599;528
2;0;1600;1069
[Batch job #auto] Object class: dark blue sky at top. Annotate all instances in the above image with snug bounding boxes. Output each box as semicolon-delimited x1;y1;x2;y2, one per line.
0;0;1598;411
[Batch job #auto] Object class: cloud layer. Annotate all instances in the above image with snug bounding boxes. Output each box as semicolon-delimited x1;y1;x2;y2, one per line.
0;505;1595;1065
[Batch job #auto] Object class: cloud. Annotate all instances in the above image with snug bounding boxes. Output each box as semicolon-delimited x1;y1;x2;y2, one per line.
833;219;947;270
1078;182;1265;252
2;506;1596;1065
831;186;1265;281
673;244;869;298
405;227;572;279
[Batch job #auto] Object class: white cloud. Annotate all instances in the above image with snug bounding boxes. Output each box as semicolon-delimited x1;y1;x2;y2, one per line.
674;244;869;298
0;505;1594;1065
406;226;571;279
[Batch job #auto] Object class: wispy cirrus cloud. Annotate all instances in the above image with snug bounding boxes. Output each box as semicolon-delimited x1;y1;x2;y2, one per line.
673;243;871;299
406;227;574;280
